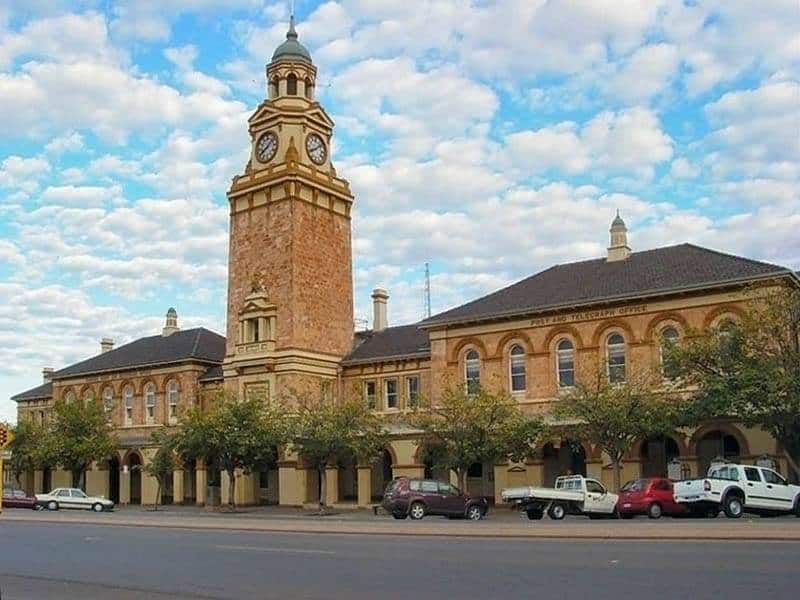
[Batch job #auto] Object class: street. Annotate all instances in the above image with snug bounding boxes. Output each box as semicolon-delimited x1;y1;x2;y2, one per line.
1;521;798;599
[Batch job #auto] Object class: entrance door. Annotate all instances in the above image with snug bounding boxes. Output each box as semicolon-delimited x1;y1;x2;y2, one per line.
129;454;142;505
108;456;120;504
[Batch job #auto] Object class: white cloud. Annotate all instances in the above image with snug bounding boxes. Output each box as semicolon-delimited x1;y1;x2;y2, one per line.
670;157;700;180
44;131;84;154
0;155;50;193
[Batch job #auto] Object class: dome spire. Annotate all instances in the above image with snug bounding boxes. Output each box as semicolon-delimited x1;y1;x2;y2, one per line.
287;11;297;40
270;7;312;64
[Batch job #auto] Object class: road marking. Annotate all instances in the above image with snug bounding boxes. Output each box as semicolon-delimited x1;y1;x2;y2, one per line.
215;545;335;555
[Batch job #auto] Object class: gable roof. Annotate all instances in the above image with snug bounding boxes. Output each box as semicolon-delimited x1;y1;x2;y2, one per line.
343;324;430;366
422;244;793;327
11;381;53;402
50;327;226;379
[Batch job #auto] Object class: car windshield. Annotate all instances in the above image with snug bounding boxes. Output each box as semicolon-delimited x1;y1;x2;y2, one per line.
620;479;647;492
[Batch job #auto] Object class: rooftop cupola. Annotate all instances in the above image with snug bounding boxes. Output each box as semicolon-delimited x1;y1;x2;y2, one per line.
162;307;180;337
266;14;317;101
607;210;631;262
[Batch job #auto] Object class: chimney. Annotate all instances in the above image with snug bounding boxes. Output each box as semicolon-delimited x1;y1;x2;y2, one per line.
371;288;389;332
42;367;54;383
162;307;180;336
607;210;631;262
100;338;114;353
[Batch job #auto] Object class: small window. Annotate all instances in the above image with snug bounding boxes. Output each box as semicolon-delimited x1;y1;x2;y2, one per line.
509;344;526;392
167;380;179;421
421;480;439;493
761;469;786;485
145;384;156;422
385;379;398;409
123;386;133;423
607;333;626;383
586;480;605;494
286;73;297;95
102;387;113;419
464;350;481;394
660;327;680;379
556;339;575;387
744;467;762;482
57;490;70;497
409;480;422;492
406;375;420;408
438;483;459;496
364;380;377;409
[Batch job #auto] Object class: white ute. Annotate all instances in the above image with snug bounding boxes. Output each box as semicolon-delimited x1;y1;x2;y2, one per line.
501;475;619;520
674;464;800;518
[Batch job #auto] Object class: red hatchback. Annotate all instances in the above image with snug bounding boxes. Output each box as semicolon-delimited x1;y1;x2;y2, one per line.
2;488;38;510
618;478;686;519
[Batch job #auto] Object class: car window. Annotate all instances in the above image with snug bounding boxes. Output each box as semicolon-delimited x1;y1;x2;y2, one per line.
761;469;786;485
409;480;422;492
57;490;70;497
438;483;460;496
585;480;605;494
71;490;87;498
14;490;26;498
744;467;761;482
421;480;439;493
653;480;670;491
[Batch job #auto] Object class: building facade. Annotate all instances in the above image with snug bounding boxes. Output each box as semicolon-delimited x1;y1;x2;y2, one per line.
12;23;799;507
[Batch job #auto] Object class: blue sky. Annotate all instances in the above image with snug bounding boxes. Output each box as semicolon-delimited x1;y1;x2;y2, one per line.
1;0;798;422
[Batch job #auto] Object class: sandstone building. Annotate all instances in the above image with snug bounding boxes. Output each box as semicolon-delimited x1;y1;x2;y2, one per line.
12;21;799;507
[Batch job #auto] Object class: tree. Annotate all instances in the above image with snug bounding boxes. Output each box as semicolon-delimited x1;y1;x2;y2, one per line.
173;391;291;509
291;396;388;513
555;368;682;491
410;385;545;491
668;286;800;481
7;419;44;489
40;399;117;489
143;431;176;511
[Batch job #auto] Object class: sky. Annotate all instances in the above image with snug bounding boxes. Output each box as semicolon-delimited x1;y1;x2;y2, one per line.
0;0;798;422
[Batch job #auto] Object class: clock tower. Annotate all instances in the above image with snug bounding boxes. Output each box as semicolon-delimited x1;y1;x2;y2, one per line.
223;17;354;401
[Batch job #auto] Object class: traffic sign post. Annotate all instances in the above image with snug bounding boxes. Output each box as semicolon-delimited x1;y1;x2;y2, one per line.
0;424;13;515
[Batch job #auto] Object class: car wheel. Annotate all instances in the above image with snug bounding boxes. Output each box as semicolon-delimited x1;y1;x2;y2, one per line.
392;512;407;520
466;505;483;521
723;495;744;519
47;501;58;511
92;503;105;513
409;502;425;520
526;508;544;520
548;503;566;520
647;503;663;520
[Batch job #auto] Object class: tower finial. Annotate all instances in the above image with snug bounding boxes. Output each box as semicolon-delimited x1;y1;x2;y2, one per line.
287;2;297;39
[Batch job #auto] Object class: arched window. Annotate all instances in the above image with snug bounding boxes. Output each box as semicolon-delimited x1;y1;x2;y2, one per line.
64;391;76;404
509;344;526;392
606;333;626;383
556;339;575;387
659;327;680;379
123;386;133;424
167;380;179;422
102;387;114;421
464;350;481;395
82;390;94;405
286;73;297;95
145;383;156;423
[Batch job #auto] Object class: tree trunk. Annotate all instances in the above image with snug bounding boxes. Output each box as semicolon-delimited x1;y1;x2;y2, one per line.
227;468;236;509
318;467;327;514
612;460;622;492
71;469;82;489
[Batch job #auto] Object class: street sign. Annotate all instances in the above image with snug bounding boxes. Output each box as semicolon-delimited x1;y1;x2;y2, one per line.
0;424;13;449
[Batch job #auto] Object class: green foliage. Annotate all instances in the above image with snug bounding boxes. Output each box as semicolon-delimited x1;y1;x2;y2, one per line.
172;391;291;507
8;419;44;487
410;385;545;490
555;368;681;491
143;430;177;510
669;287;800;480
291;396;389;509
40;399;117;489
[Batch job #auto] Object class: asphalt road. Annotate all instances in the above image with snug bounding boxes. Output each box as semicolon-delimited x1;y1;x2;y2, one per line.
1;522;798;600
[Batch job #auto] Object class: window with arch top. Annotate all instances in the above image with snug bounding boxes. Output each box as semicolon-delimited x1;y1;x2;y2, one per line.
145;383;156;422
556;339;575;387
606;333;626;383
123;386;133;424
659;327;680;379
286;73;298;95
509;344;526;392
464;349;481;395
102;387;113;420
167;380;179;421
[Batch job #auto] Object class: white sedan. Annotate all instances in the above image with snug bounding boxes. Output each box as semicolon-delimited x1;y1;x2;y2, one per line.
36;488;115;512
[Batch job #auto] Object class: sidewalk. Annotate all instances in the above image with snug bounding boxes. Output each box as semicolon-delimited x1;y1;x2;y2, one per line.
3;506;799;541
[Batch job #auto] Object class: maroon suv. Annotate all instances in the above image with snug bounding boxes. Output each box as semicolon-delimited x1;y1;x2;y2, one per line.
383;477;488;521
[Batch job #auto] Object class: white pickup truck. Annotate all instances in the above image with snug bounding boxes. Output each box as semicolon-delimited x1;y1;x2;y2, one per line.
501;475;619;521
674;463;800;518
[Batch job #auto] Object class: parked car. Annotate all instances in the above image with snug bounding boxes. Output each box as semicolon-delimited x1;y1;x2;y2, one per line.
502;475;619;520
674;463;800;518
2;488;39;510
382;477;489;521
617;478;687;519
36;488;115;512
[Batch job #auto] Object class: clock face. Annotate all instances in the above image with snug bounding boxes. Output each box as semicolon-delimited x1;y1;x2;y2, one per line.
306;133;327;165
256;132;278;163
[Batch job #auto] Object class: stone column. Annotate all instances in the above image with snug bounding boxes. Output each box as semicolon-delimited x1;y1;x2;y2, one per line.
120;468;131;505
324;466;339;507
33;470;43;494
357;466;372;508
278;463;299;506
173;469;184;504
195;464;207;506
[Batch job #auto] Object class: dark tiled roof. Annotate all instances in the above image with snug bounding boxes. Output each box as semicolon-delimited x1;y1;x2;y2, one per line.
199;364;224;382
343;324;430;365
11;381;53;402
423;244;793;327
51;328;226;379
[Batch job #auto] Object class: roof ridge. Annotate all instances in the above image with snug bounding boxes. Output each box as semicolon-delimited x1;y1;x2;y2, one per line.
681;242;789;270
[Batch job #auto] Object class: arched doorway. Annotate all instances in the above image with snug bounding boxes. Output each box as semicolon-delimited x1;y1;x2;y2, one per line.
108;455;121;504
183;459;196;505
697;431;741;476
543;441;587;486
370;449;394;501
640;436;680;478
128;453;142;505
337;451;358;503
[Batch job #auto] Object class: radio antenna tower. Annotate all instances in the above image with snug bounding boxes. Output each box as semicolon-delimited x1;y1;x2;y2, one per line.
424;262;432;318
